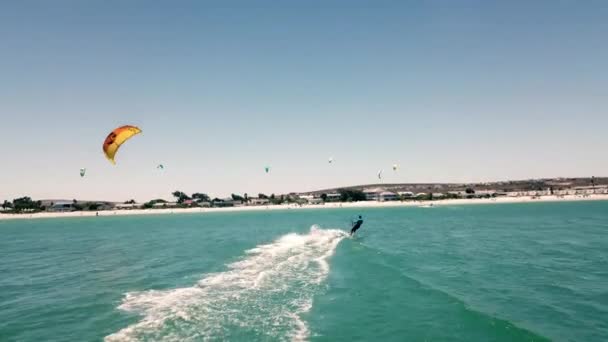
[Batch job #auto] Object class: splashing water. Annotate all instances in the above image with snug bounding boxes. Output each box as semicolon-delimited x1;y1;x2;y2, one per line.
106;227;347;342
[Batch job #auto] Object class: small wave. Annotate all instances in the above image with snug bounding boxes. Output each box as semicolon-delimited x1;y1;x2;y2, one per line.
106;227;346;342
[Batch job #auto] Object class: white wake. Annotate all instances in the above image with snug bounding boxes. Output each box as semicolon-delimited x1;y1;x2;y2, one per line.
105;226;347;342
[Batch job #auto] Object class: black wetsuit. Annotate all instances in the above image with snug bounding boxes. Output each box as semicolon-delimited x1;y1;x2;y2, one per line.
350;219;364;235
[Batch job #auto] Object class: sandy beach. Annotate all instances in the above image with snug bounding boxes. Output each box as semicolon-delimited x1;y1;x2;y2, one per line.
2;194;608;221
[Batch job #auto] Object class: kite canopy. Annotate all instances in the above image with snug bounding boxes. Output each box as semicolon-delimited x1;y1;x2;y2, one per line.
264;166;271;173
157;164;164;170
377;169;383;179
392;164;398;171
79;168;86;177
102;125;142;164
328;157;334;164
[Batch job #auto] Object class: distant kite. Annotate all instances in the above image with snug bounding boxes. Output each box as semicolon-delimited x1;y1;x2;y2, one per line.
102;125;142;164
157;164;165;170
378;169;383;179
328;157;334;164
393;164;398;171
265;166;271;173
80;168;86;177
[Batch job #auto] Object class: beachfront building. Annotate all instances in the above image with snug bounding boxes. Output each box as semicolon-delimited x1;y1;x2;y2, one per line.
299;195;314;202
363;188;384;201
591;185;608;194
398;191;415;199
572;186;608;195
522;190;549;197
115;203;142;210
250;198;270;206
153;202;178;208
552;189;569;196
212;198;236;207
182;200;196;207
448;191;466;198
297;195;323;204
379;191;398;201
48;201;77;212
309;198;323;204
432;193;445;199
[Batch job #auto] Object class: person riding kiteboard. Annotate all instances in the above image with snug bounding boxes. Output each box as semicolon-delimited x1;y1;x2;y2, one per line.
350;215;364;236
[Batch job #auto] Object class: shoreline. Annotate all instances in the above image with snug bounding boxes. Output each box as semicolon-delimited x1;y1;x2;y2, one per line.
1;194;607;221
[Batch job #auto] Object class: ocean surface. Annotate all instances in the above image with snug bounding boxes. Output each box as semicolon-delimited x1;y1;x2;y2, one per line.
1;201;607;341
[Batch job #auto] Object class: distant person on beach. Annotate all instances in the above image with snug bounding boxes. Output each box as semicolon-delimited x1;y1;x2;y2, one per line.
350;215;364;236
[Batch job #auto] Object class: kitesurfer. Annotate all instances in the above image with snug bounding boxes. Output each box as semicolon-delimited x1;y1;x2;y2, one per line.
350;215;364;236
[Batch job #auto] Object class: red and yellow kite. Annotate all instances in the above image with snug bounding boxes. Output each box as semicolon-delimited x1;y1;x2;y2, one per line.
102;125;142;164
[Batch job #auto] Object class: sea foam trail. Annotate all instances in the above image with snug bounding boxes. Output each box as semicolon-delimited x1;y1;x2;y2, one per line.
105;226;347;342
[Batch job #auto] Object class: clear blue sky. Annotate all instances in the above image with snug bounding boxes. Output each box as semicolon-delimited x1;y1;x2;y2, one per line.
1;0;607;202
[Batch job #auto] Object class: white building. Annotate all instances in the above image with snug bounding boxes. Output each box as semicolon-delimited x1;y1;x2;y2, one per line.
379;191;398;201
153;202;178;208
250;198;270;205
363;188;384;201
115;203;142;210
296;195;322;204
572;186;607;195
398;191;415;198
475;190;498;197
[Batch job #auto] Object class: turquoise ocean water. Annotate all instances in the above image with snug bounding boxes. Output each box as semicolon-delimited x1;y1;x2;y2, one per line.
1;201;607;341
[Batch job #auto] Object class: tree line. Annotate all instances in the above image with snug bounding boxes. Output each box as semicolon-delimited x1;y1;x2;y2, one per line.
2;187;479;214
